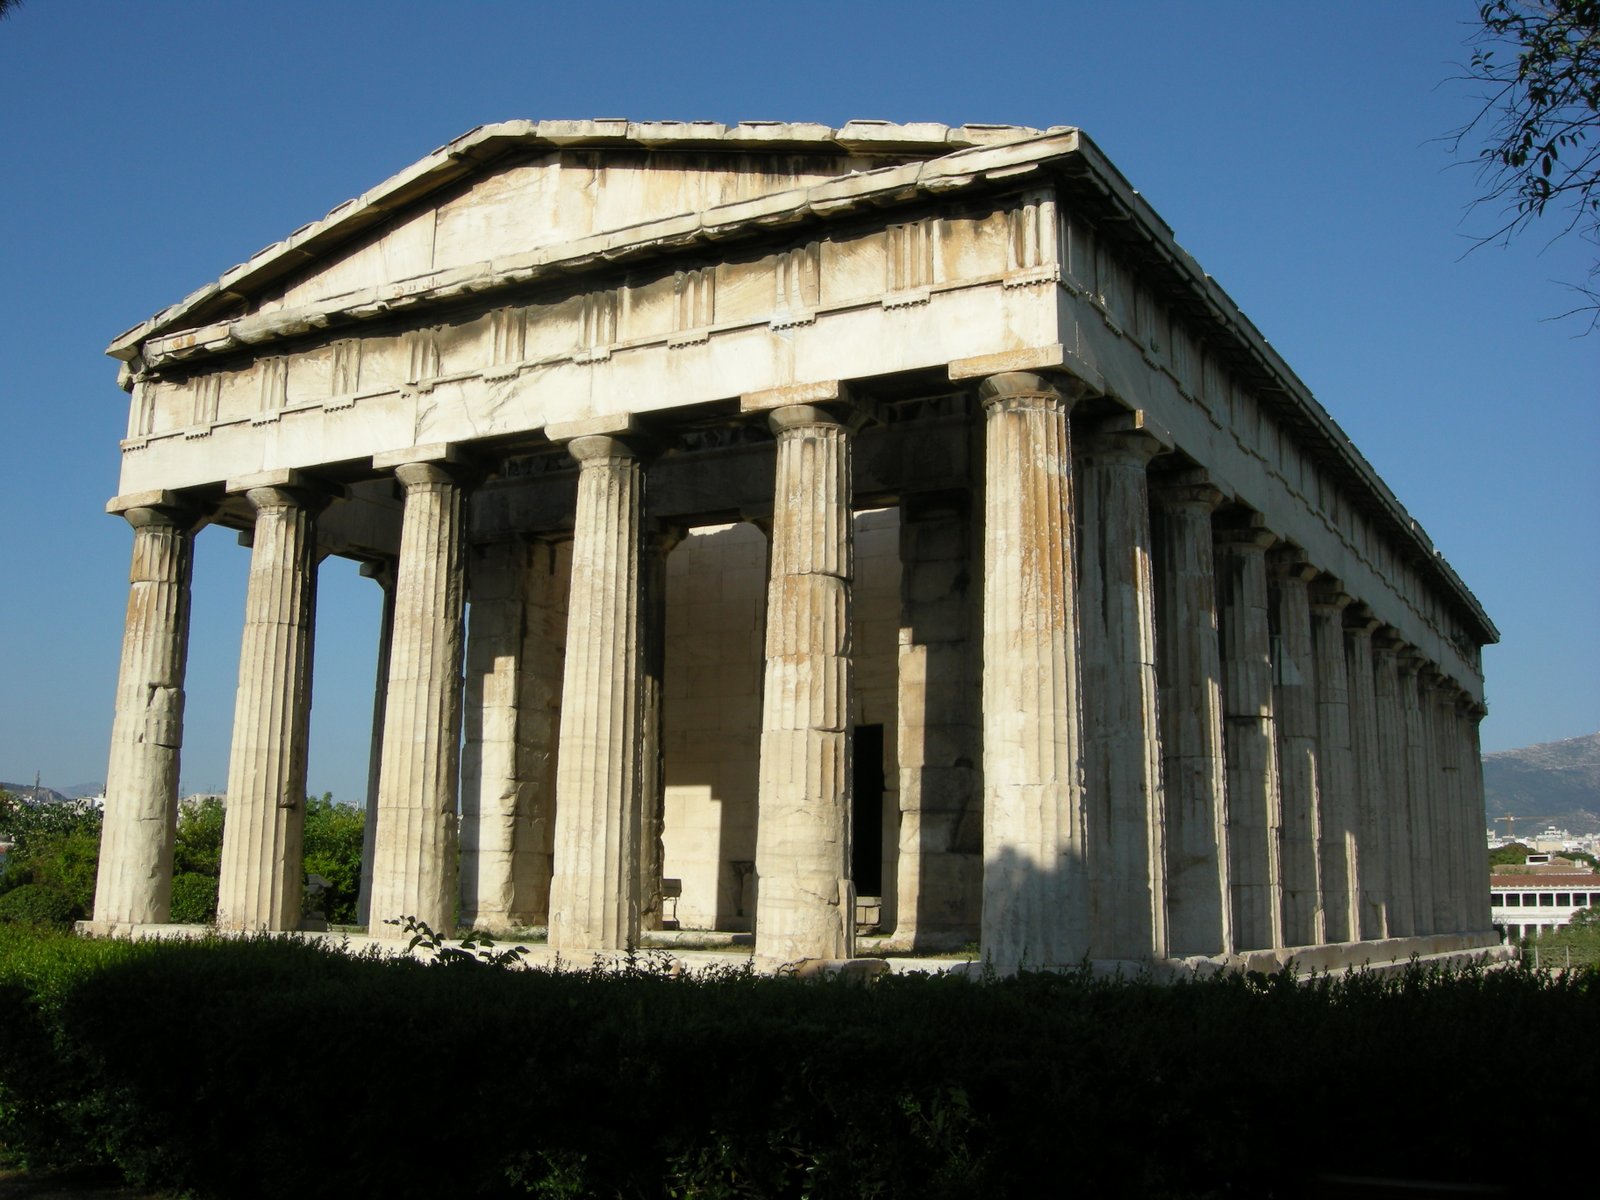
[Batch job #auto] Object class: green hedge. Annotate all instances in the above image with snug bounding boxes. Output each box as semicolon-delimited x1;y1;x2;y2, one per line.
0;926;1593;1198
0;883;78;927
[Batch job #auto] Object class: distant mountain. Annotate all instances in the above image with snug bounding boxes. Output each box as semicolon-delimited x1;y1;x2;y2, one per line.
0;781;71;805
1482;733;1600;835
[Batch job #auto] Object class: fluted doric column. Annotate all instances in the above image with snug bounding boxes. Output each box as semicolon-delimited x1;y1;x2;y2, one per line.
1271;551;1323;947
977;372;1089;973
1399;652;1435;933
1309;583;1357;944
1078;419;1167;961
217;476;333;930
1372;632;1414;935
1427;671;1462;933
356;559;395;928
92;492;204;930
746;391;863;965
1214;518;1282;952
1151;474;1230;957
546;432;650;953
369;454;470;936
1461;699;1491;931
1344;612;1387;940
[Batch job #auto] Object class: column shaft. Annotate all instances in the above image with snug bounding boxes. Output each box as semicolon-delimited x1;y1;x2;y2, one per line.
1429;675;1462;933
1310;588;1357;944
1461;701;1491;931
1271;556;1323;947
1372;636;1414;937
1345;618;1388;940
638;527;680;932
1078;428;1167;961
369;462;468;935
548;436;648;952
1151;480;1230;957
356;561;395;928
1215;525;1283;952
977;373;1088;973
1401;656;1435;934
93;500;200;928
754;404;858;964
217;485;326;930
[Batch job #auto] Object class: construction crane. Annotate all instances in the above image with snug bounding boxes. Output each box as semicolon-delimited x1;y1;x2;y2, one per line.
1493;814;1553;842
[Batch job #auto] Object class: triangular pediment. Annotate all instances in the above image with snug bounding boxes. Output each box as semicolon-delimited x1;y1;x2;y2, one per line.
109;120;1049;358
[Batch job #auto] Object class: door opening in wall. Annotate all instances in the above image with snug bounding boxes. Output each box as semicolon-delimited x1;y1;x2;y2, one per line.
852;724;885;896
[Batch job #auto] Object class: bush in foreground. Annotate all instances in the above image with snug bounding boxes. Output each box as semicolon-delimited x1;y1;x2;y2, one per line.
0;925;1593;1198
0;883;78;927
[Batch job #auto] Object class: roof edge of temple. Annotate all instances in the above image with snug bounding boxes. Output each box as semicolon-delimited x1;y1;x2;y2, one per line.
104;119;1056;360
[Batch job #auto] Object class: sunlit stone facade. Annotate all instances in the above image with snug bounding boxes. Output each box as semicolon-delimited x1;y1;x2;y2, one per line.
89;121;1498;972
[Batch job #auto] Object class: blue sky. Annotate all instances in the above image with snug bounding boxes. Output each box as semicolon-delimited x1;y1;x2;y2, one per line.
1;0;1595;803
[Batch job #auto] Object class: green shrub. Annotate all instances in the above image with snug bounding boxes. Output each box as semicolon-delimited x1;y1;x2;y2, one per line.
300;794;364;924
0;797;102;913
173;796;225;877
168;873;218;924
0;883;79;927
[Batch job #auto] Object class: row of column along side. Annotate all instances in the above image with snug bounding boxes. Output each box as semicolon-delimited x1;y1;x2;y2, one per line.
91;371;1491;966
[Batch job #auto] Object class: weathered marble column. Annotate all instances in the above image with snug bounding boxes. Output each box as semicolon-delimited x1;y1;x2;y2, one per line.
1270;551;1323;947
1461;699;1491;931
546;429;650;953
1344;612;1388;940
1214;519;1283;952
891;491;982;951
1078;419;1168;961
1309;583;1357;944
1151;475;1230;957
356;559;395;928
1399;652;1435;934
1372;633;1414;936
460;536;567;933
638;525;682;933
92;492;204;930
1428;672;1462;933
217;475;333;931
977;372;1089;973
368;453;470;936
746;389;863;965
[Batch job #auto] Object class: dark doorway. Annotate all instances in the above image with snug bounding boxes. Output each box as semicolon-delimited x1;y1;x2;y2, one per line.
852;724;885;894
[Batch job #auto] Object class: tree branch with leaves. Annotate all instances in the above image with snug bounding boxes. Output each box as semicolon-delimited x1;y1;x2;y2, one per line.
1450;0;1600;329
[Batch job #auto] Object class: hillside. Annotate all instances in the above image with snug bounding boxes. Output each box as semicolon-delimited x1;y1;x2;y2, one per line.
1482;732;1600;835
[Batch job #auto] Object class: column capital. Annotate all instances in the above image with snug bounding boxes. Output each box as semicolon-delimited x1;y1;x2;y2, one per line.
1213;511;1278;551
373;442;481;485
1081;410;1172;465
740;381;875;435
1343;604;1382;637
226;469;343;515
975;370;1090;414
359;557;397;591
1268;546;1319;583
1308;580;1353;614
106;489;207;533
1151;469;1225;513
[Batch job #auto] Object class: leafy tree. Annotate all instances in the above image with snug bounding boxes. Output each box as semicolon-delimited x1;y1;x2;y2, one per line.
301;793;365;925
1571;903;1600;925
173;795;226;877
1487;841;1535;866
0;794;103;915
1451;1;1600;329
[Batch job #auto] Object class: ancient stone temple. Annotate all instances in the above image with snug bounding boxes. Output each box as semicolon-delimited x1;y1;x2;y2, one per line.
88;121;1498;972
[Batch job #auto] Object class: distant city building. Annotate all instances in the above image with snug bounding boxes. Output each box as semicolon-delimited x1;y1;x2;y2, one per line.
1490;855;1600;941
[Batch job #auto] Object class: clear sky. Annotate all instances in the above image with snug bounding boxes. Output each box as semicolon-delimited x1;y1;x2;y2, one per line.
1;0;1595;804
